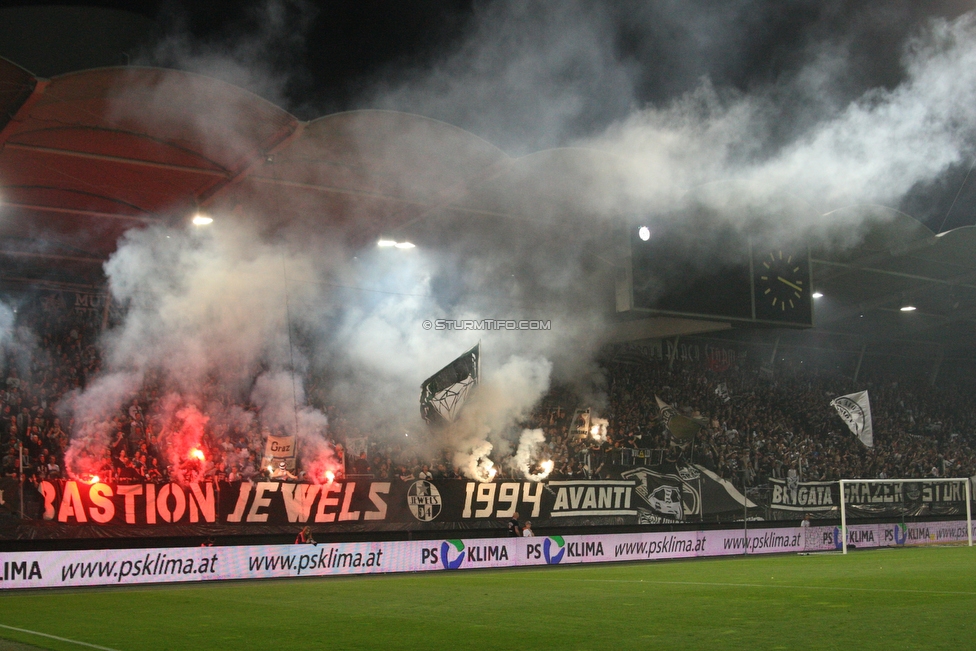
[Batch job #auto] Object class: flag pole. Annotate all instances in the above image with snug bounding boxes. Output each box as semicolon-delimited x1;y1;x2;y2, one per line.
742;467;748;554
20;441;24;520
742;426;752;552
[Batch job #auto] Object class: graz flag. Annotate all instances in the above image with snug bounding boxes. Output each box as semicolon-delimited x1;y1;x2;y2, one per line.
421;344;480;425
830;391;873;448
262;435;297;470
655;395;707;445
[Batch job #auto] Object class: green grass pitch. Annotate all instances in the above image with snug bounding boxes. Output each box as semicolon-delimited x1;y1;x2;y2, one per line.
1;546;973;650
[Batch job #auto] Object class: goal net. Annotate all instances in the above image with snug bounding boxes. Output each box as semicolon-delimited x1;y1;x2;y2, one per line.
838;478;973;554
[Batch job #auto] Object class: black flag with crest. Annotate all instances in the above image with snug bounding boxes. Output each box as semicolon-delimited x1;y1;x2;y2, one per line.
420;344;480;426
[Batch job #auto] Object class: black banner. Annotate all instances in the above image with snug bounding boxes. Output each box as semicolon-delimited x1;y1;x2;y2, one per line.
27;463;753;531
769;478;968;517
622;463;754;524
32;479;629;529
0;478;22;518
769;477;837;513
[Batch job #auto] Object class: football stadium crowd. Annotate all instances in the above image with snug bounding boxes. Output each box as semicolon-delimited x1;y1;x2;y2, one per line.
2;303;975;496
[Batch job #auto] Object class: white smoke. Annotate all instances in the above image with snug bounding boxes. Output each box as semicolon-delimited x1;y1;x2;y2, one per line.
0;301;48;388
0;302;18;374
56;3;976;482
251;370;338;480
433;355;552;481
585;14;976;245
369;3;976;241
513;428;553;481
136;0;316;111
368;0;634;154
101;222;314;392
60;219;342;479
61;370;143;477
0;302;13;344
453;439;496;484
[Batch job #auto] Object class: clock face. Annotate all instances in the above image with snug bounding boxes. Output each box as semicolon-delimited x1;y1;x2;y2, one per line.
757;250;807;314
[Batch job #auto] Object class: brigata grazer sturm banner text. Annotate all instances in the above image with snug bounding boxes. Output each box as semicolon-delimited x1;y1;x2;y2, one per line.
768;477;969;516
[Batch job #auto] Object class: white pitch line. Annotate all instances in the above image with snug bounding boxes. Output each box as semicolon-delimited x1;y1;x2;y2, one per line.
0;624;122;651
544;577;976;597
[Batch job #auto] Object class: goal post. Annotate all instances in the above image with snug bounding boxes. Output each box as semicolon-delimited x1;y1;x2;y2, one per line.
838;478;973;554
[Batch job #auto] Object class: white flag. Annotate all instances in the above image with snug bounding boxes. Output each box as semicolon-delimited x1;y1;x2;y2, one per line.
830;391;873;448
262;434;297;470
715;382;730;404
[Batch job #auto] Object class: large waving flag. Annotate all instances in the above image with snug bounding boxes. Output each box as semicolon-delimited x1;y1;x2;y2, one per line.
830;391;873;447
655;395;707;445
420;344;480;426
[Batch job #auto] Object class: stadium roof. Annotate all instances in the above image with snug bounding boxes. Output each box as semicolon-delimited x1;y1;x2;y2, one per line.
0;58;511;287
808;209;976;358
2;58;976;357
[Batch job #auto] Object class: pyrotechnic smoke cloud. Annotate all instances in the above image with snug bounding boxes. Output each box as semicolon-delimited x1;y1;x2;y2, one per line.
0;301;45;400
61;221;343;480
373;2;976;237
0;302;18;371
513;428;554;482
588;13;976;246
54;1;976;480
141;0;316;110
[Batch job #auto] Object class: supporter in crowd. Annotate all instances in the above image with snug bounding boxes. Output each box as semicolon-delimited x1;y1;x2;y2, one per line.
295;526;315;544
270;462;298;481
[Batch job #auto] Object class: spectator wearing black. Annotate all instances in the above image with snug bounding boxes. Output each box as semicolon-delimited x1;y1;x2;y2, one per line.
508;512;522;537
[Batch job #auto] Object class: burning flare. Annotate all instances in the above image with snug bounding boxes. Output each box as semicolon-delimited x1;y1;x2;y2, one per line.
590;418;609;443
514;428;554;481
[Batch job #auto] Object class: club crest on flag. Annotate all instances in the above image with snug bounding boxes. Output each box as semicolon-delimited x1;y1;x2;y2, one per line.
830;391;873;448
